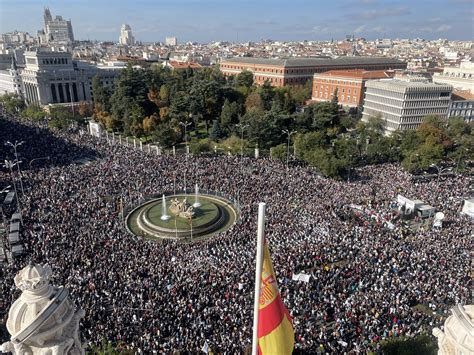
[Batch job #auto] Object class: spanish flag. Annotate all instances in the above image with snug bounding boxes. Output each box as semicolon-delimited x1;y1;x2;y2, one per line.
257;243;294;354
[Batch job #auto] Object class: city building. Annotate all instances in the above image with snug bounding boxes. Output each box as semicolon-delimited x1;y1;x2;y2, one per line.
119;24;135;46
165;37;178;46
0;57;22;97
448;90;474;123
311;69;395;108
1;31;34;45
220;56;406;87
361;76;453;134
162;60;202;70
433;61;474;93
21;49;120;106
39;7;74;45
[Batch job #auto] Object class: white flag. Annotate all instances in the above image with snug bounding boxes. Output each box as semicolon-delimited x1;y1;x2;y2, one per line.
202;340;209;354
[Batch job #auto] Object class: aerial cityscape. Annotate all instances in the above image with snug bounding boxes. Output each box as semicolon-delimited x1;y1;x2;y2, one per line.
0;1;472;354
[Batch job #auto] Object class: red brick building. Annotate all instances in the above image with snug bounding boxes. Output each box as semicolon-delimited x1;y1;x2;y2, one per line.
311;69;395;107
220;57;406;87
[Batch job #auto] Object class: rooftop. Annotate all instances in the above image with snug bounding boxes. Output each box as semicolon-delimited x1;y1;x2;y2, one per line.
221;56;405;67
314;69;395;79
367;77;454;90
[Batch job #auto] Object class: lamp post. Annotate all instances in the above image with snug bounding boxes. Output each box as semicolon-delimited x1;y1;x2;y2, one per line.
235;123;249;159
5;140;25;196
3;160;22;224
430;164;452;183
456;147;469;173
29;156;50;169
0;186;10;229
179;120;192;194
282;129;297;171
179;120;192;152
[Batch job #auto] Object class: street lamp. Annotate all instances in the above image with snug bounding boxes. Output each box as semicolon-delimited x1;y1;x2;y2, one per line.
282;129;297;171
456;147;469;173
179;120;192;194
0;186;10;231
3;160;23;224
179;120;192;152
235;123;249;158
5;140;25;196
29;156;50;169
430;163;452;182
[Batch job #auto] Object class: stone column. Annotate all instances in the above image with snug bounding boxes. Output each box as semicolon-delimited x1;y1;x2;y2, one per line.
62;83;68;104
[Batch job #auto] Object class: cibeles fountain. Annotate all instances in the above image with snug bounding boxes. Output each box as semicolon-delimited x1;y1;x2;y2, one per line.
126;186;239;241
1;263;84;355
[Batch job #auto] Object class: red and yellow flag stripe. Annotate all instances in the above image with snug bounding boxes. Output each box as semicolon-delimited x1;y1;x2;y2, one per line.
257;244;294;355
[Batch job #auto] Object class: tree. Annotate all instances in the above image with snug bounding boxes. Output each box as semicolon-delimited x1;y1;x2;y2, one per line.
380;334;437;355
220;99;241;135
294;131;328;159
331;88;339;105
210;119;223;141
0;93;25;114
245;92;264;111
310;102;339;130
270;144;286;161
236;70;254;88
152;123;178;148
92;75;111;112
258;81;274;111
241;108;281;148
304;148;345;178
402;141;444;172
142;113;159;137
78;101;93;117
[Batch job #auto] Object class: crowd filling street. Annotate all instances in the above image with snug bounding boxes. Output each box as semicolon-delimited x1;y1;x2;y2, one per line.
0;108;471;353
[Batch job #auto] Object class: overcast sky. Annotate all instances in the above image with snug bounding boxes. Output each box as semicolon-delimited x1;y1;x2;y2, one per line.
0;0;472;42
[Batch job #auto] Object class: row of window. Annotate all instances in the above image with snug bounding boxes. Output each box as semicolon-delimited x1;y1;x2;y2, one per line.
41;58;68;65
315;85;358;96
404;100;449;108
317;91;357;104
316;79;357;85
406;92;451;99
449;110;473;117
452;101;473;109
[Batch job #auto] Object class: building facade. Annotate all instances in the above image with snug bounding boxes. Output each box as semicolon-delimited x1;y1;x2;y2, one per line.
449;91;474;123
0;57;22;96
362;77;453;133
220;56;406;87
41;7;74;44
311;69;395;108
165;37;178;46
119;24;135;46
21;49;120;106
433;61;474;93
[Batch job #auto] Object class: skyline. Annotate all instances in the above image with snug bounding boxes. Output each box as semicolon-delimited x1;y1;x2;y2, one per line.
0;0;473;43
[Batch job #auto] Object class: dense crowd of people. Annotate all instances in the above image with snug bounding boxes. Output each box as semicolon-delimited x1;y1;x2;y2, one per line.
0;107;472;353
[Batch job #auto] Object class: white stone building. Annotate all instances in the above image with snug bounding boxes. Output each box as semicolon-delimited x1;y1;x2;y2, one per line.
0;57;22;96
361;76;453;134
21;49;120;106
41;7;74;45
433;62;474;93
119;24;135;46
165;36;178;46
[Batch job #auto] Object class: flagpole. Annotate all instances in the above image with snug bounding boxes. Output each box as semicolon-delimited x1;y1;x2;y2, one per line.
252;202;266;355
